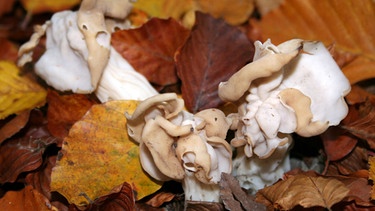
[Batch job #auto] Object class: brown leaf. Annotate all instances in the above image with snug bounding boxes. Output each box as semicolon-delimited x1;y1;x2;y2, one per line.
0;38;18;62
146;192;175;207
256;174;350;210
176;12;254;112
112;18;190;88
251;0;375;84
0;110;57;184
25;155;57;200
0;110;30;144
321;126;357;161
343;105;375;149
326;146;369;176
0;0;15;17
185;200;224;211
0;185;55;211
47;90;97;141
83;182;136;211
220;173;266;211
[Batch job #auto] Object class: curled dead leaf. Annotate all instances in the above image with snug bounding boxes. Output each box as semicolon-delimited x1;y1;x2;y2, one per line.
256;174;350;210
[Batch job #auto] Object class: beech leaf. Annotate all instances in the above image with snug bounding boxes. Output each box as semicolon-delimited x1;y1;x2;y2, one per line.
0;185;55;211
0;110;56;184
176;12;254;112
0;110;30;144
50;100;162;206
0;61;46;119
255;174;350;210
369;156;375;200
220;173;266;211
112;18;190;88
251;0;375;84
20;0;80;14
47;90;97;141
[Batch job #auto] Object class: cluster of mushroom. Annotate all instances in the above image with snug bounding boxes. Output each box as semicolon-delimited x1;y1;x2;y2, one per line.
127;38;351;200
218;39;351;191
126;93;233;202
18;0;157;101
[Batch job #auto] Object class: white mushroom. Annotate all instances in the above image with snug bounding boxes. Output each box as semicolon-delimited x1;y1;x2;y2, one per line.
218;38;351;192
126;94;233;202
18;0;157;101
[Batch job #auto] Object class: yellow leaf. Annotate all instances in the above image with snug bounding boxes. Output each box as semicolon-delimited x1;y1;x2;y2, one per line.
20;0;80;14
133;0;254;27
133;0;194;20
50;100;162;206
369;156;375;200
252;0;375;84
0;61;46;119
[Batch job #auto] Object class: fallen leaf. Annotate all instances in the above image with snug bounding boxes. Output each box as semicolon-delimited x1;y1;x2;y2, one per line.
0;110;56;184
20;0;80;14
112;18;190;88
0;0;15;17
133;0;193;21
220;173;266;211
343;105;375;149
176;12;254;112
0;185;55;211
251;0;375;84
69;182;136;211
47;90;97;141
25;155;57;200
369;156;375;200
327;147;369;176
0;61;46;119
256;174;350;210
185;200;224;211
133;0;254;27
0;38;18;62
195;0;254;25
0;110;30;144
50;100;162;206
146;192;175;207
321;126;357;161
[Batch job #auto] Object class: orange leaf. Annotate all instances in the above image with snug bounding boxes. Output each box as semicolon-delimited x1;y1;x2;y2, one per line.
50;100;162;206
0;185;55;211
20;0;80;14
369;156;375;200
256;174;350;210
252;0;375;84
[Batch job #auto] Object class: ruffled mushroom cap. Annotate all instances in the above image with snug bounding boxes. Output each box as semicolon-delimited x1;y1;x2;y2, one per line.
78;0;133;89
220;39;351;158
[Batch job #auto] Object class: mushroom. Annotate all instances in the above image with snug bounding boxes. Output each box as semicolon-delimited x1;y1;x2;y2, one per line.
17;0;157;101
218;39;350;192
126;94;233;202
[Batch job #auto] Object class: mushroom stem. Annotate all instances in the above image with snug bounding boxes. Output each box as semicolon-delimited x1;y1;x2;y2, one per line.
182;170;221;202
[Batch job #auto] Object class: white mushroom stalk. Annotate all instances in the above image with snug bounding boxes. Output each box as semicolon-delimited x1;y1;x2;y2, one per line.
218;39;351;192
126;93;233;202
18;0;157;101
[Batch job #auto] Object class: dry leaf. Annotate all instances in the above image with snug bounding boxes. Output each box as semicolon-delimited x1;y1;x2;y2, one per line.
112;18;190;88
20;0;80;14
0;61;46;119
0;185;55;211
176;12;254;112
256;174;350;210
0;110;30;144
321;126;357;161
47;90;97;141
0;0;15;17
195;0;254;25
133;0;194;21
0;110;56;184
220;173;266;211
369;156;375;200
251;0;375;84
50;100;162;206
0;38;18;62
